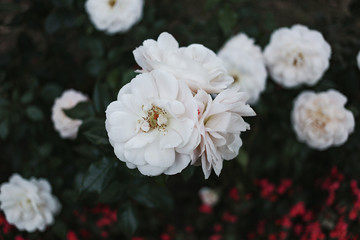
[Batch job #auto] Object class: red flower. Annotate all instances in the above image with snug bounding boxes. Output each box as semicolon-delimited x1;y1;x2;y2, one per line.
67;231;79;240
330;217;348;239
199;204;213;214
185;225;194;233
209;234;222;240
14;236;26;240
289;202;306;218
222;212;237;223
229;187;240;201
276;216;292;228
213;224;222;232
268;234;276;240
161;233;171;240
277;179;293;195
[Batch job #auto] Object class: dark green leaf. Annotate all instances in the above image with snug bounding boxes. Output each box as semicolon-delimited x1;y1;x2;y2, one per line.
118;202;138;238
0;119;9;139
52;220;67;239
182;165;195;181
63;101;94;120
217;7;237;36
93;82;112;114
130;183;173;210
45;11;62;34
79;158;117;195
26;106;44;121
83;127;109;145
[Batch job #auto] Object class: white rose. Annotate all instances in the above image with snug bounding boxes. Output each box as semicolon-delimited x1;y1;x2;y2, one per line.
133;32;233;94
85;0;144;34
218;33;267;104
357;51;360;70
0;174;61;232
192;89;255;179
264;24;331;88
105;70;200;176
199;187;219;206
292;90;355;150
51;89;88;139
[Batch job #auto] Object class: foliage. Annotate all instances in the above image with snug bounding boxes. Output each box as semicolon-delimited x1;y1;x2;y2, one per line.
1;0;360;239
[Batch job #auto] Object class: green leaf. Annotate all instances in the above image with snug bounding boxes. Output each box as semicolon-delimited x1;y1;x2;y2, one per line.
26;106;44;121
121;69;137;85
118;202;138;238
204;0;220;10
0;119;9;139
52;220;67;239
217;6;237;36
20;91;33;104
93;82;112;114
97;181;127;203
237;149;248;169
63;101;94;120
41;84;62;102
79;158;117;195
83;127;109;145
130;183;173;210
45;11;62;34
182;165;195;181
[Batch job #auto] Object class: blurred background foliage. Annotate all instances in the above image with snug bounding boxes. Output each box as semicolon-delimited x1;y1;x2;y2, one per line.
1;0;360;239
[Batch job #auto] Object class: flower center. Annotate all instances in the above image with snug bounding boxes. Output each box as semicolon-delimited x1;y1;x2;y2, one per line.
137;104;168;134
307;108;330;130
289;52;304;67
231;74;240;84
108;0;117;8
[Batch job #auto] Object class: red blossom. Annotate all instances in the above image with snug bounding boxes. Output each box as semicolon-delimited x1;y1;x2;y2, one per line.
277;179;293;195
160;233;171;240
213;224;222;232
330;217;348;239
209;234;222;240
14;236;26;240
294;224;303;236
199;204;213;214
67;231;79;240
228;187;240;201
185;225;194;233
257;220;266;235
268;234;276;240
101;231;109;238
276;216;292;228
247;233;256;239
222;212;237;223
289;202;306;218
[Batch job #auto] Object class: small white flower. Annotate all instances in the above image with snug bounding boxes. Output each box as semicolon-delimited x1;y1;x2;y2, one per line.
85;0;144;34
292;90;355;150
51;89;88;139
133;32;233;94
199;187;219;206
264;24;331;88
0;174;61;232
357;51;360;70
218;33;267;104
192;89;255;179
105;70;200;176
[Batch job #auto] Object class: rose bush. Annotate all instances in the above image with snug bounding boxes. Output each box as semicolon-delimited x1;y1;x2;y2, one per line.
0;0;360;239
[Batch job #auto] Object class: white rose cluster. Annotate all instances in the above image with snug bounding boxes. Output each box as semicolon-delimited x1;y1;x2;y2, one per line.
106;32;255;178
218;33;267;104
292;90;355;150
52;89;88;140
85;0;144;34
0;174;61;232
264;24;331;88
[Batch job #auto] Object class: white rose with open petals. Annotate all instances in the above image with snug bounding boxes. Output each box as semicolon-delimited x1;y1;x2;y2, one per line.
192;89;255;179
85;0;144;34
0;174;61;232
51;89;88;139
292;90;355;150
218;33;267;104
133;32;233;94
357;51;360;70
264;24;331;88
105;70;200;176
